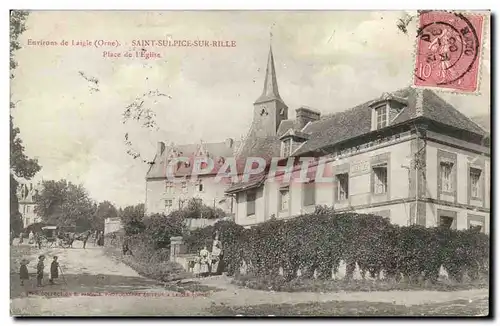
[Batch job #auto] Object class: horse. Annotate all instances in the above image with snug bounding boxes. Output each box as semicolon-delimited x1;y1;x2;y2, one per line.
73;230;92;249
62;230;91;249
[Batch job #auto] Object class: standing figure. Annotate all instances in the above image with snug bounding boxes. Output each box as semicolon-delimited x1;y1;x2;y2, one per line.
35;233;42;249
110;233;117;246
19;231;24;245
199;246;211;277
19;259;29;286
211;241;223;275
36;255;45;287
122;236;133;256
192;256;201;277
97;231;104;246
49;256;59;285
93;230;99;246
28;231;34;244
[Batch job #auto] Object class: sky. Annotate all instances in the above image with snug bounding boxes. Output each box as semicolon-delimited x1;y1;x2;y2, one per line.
11;11;490;208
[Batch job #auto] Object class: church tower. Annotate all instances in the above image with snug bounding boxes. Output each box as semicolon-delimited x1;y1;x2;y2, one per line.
252;45;288;137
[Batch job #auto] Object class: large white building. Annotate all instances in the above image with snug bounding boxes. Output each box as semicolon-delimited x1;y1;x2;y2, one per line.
225;46;490;233
145;45;490;233
17;182;42;227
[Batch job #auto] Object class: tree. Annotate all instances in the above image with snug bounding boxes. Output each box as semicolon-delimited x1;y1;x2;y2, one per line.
10;10;41;233
121;203;145;235
93;201;118;231
33;180;95;231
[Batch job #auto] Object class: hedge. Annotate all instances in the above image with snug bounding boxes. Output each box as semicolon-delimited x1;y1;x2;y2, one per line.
183;211;489;283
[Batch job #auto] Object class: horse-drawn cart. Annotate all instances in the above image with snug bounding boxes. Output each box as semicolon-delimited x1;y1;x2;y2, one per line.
41;226;74;248
40;226;59;248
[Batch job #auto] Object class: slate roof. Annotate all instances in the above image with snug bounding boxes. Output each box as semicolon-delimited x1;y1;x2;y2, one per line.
254;45;285;105
226;87;488;193
294;87;487;156
470;114;490;133
146;140;240;179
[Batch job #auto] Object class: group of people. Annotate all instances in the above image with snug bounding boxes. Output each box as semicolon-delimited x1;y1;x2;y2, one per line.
19;255;61;287
16;230;43;249
191;238;223;277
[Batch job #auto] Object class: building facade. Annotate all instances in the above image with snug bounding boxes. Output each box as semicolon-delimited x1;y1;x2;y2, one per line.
145;139;240;216
17;182;42;228
226;46;490;233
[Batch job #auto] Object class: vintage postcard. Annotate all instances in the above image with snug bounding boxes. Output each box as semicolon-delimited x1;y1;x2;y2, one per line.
10;10;490;317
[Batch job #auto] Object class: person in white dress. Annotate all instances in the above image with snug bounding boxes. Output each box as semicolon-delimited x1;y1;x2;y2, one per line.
199;246;211;277
192;256;201;277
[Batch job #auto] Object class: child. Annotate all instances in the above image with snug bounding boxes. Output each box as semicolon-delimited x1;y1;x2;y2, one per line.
19;259;29;286
36;255;45;287
193;256;201;277
122;237;133;256
49;256;59;285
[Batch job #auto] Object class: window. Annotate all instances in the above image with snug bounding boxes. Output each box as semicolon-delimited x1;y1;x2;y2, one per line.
440;162;454;192
373;164;388;194
181;181;188;193
469;222;484;232
439;216;454;229
282;139;291;157
470;168;482;198
336;173;349;201
303;182;316;207
26;206;30;213
375;105;388;129
279;187;289;211
165;182;174;194
246;191;256;216
165;199;173;208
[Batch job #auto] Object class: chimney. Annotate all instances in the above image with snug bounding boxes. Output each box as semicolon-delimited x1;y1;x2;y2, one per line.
157;141;165;156
295;106;321;130
225;138;234;149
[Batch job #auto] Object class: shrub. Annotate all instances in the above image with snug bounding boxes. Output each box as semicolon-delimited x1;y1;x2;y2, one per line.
184;225;216;253
121;204;145;235
143;213;185;250
183;209;489;286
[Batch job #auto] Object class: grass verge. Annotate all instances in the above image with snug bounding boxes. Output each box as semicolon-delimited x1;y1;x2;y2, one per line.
208;298;489;316
104;246;219;293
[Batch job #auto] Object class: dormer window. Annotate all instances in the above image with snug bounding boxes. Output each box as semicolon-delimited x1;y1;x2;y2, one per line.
282;138;292;157
375;104;388;129
370;92;407;131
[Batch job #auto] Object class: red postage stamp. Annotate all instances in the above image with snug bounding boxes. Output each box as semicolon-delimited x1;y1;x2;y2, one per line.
414;11;484;92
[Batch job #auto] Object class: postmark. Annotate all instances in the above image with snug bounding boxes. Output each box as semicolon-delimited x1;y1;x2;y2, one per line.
414;11;484;92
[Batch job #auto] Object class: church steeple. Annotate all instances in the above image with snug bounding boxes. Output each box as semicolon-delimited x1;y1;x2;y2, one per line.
251;42;288;137
254;45;284;105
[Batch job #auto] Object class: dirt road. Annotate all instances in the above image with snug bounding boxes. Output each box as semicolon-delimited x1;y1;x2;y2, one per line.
10;243;489;316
